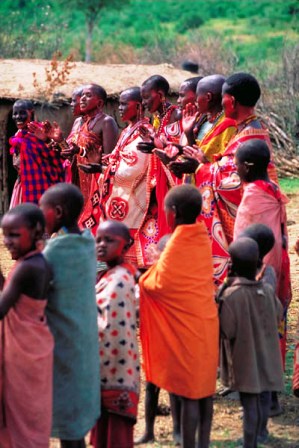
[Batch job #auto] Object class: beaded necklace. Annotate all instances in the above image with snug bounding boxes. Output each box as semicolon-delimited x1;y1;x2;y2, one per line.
153;104;176;137
199;111;224;143
237;114;257;133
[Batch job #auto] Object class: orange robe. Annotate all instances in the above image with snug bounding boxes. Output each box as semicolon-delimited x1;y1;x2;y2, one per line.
139;222;219;399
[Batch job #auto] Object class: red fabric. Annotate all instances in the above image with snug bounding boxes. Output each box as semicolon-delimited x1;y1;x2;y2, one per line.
90;411;134;448
90;388;137;448
293;342;299;397
153;105;177;238
10;128;64;204
74;117;102;204
234;180;291;369
196;119;277;287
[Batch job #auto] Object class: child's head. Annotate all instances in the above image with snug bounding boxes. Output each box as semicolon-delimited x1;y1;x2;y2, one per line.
228;237;259;280
96;220;133;267
164;185;202;230
12;99;34;130
1;203;45;260
235;139;270;182
39;183;84;234
239;224;275;266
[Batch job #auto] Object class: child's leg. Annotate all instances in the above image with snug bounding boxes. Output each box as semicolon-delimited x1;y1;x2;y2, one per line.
135;382;160;444
60;439;86;448
258;391;271;442
197;396;214;448
239;392;261;448
169;393;181;444
181;397;199;448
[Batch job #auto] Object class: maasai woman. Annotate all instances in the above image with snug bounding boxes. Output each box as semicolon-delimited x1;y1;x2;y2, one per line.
79;87;158;268
9;99;64;206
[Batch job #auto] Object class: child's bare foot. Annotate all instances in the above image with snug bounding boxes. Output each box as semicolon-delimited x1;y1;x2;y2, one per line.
134;433;155;445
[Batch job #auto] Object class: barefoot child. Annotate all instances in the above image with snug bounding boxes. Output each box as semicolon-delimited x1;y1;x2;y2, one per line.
90;220;139;448
139;184;219;448
218;237;284;448
0;204;53;447
40;183;100;448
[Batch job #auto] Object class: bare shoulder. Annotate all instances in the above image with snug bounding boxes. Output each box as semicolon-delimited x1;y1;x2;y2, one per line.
93;114;117;132
14;254;52;298
18;254;52;281
102;114;118;128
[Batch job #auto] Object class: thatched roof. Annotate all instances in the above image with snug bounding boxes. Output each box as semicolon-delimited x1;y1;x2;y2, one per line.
0;59;192;102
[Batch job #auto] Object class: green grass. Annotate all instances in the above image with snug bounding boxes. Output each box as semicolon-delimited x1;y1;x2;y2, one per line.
279;178;299;194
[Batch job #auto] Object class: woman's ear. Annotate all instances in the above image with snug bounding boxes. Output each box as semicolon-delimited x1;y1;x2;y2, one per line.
206;92;212;102
158;90;165;101
97;98;104;109
55;205;63;220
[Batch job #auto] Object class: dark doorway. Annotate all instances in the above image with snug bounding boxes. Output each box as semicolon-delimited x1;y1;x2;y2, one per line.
6;110;18;202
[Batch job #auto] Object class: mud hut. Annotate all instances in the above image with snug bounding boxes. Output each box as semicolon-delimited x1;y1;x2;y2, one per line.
0;59;192;213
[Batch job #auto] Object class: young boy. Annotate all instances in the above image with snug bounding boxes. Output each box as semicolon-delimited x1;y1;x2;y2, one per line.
40;183;100;448
239;223;276;291
139;184;219;448
218;237;284;448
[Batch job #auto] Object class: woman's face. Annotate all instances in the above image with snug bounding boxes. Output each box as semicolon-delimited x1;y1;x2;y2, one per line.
141;85;162;114
12;104;32;129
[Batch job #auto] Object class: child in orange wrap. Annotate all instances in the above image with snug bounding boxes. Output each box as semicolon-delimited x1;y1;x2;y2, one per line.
139;184;219;448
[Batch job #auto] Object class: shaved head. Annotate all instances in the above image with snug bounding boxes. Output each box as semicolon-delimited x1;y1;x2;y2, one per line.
196;75;226;96
239;224;275;260
120;87;142;102
229;237;259;279
98;220;131;243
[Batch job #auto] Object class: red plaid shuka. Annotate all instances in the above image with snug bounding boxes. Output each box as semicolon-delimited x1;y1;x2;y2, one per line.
10;129;64;204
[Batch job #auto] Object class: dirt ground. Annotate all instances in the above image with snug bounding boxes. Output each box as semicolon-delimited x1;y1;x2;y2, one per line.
0;195;298;448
